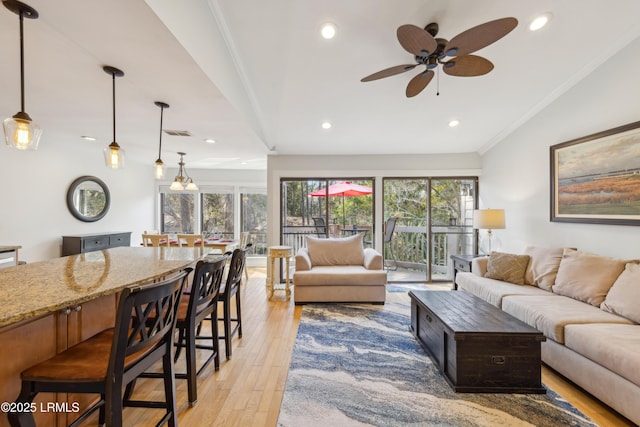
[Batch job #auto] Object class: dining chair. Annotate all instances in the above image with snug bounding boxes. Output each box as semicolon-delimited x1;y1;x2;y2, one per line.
142;233;170;247
177;234;204;248
218;244;251;359
8;270;190;427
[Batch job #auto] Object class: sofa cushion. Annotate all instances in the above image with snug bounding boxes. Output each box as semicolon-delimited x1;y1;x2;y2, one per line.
293;265;388;286
456;272;551;308
502;295;633;344
564;323;640;388
553;249;627;307
601;262;640;323
524;246;565;291
306;234;364;266
484;252;530;285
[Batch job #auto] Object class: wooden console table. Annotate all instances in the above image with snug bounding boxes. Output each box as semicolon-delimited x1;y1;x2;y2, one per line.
61;231;131;256
409;290;546;393
0;245;21;269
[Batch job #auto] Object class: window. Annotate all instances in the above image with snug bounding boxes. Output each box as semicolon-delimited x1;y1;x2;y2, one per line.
241;190;267;255
161;192;195;233
158;185;267;257
202;190;233;239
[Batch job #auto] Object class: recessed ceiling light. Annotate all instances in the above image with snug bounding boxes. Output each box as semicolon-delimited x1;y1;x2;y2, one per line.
529;13;551;31
321;23;337;40
204;138;216;144
448;119;460;128
81;135;96;141
321;121;332;130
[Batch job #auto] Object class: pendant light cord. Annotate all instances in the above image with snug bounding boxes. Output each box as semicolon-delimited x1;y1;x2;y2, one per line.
158;105;164;159
111;71;116;142
19;10;25;113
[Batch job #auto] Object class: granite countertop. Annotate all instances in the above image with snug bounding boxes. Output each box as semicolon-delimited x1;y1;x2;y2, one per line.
0;246;211;328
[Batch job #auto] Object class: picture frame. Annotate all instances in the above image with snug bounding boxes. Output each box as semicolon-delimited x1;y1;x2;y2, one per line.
550;120;640;225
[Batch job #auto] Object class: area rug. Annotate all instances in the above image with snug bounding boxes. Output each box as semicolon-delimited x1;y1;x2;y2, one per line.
278;302;596;427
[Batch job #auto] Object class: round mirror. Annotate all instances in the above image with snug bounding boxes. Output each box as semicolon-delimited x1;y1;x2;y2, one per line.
66;176;110;222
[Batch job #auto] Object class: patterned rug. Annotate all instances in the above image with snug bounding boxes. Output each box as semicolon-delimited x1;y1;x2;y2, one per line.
278;302;596;427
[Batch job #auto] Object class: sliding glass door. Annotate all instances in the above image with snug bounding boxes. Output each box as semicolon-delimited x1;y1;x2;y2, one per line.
383;177;477;282
280;178;375;254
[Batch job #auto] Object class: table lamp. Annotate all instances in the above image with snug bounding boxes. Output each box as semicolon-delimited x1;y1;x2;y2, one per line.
473;209;506;254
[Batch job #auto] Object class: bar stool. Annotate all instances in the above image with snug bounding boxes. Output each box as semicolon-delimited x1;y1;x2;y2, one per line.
173;256;226;405
218;245;250;359
8;270;189;427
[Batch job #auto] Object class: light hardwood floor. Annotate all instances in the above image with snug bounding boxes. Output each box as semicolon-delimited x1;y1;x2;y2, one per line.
105;268;632;426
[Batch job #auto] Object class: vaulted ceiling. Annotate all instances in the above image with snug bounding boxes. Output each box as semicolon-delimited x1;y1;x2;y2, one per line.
2;0;640;169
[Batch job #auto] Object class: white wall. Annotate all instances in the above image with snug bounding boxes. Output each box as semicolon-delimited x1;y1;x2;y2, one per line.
0;137;267;263
266;153;482;249
0;139;155;263
479;36;640;259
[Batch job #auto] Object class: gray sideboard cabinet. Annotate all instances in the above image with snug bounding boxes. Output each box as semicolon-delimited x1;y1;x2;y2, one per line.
62;232;131;256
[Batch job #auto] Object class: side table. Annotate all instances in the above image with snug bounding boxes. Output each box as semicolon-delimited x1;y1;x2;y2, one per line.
267;246;294;300
450;254;482;290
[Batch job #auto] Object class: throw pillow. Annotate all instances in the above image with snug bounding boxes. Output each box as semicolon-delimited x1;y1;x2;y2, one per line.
484;252;530;285
553;249;628;307
306;234;365;266
601;262;640;323
524;246;565;291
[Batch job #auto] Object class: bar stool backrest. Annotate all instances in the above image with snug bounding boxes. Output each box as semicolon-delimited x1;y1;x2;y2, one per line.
107;270;189;396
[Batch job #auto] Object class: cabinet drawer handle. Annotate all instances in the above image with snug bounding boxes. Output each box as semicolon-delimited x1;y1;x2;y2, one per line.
74;305;82;312
62;307;72;315
426;314;432;322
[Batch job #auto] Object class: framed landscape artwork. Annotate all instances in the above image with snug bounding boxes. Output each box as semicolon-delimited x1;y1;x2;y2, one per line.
550;120;640;225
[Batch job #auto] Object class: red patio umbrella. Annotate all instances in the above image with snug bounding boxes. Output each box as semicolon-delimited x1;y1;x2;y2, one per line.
310;181;372;227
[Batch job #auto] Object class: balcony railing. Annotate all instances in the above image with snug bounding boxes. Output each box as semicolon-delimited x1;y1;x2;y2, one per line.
281;225;474;280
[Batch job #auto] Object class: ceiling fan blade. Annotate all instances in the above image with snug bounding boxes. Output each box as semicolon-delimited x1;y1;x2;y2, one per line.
361;64;417;82
443;55;494;77
444;17;517;57
406;70;434;98
397;24;438;56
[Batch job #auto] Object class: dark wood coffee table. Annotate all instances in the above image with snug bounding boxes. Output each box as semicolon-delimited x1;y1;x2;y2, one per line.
409;290;546;393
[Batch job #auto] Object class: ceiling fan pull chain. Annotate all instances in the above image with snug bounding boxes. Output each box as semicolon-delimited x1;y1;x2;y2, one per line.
436;66;440;96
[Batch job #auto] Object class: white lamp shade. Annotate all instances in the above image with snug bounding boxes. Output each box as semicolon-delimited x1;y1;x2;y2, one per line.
169;180;184;191
473;209;506;230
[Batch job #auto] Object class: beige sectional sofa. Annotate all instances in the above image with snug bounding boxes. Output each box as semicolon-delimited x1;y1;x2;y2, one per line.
293;234;387;304
455;247;640;425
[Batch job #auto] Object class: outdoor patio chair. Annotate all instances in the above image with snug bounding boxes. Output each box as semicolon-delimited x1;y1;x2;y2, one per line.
383;217;398;271
312;217;327;237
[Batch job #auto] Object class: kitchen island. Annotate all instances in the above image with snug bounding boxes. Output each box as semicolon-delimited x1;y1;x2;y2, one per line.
0;246;209;427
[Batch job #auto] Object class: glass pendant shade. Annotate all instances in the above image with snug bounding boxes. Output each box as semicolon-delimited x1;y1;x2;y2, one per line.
104;141;125;168
3;1;41;150
169;178;184;191
184;179;199;191
3;114;42;150
154;159;166;179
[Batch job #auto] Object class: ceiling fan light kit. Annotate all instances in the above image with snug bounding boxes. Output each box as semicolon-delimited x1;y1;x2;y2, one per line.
362;17;518;97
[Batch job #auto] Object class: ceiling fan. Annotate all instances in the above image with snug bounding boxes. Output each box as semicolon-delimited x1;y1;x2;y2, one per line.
361;17;518;97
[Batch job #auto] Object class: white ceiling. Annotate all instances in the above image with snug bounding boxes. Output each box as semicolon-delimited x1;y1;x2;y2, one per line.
2;0;640;170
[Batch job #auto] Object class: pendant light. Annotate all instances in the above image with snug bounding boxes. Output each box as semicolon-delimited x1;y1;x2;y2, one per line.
2;0;42;150
103;65;125;168
170;152;198;191
154;101;169;179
